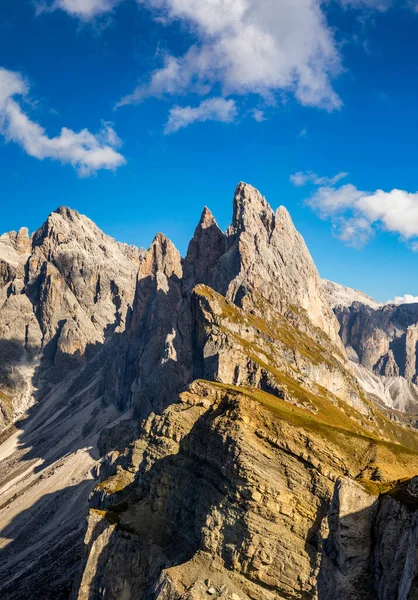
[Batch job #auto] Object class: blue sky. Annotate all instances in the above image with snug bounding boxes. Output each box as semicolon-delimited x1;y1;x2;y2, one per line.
1;0;418;303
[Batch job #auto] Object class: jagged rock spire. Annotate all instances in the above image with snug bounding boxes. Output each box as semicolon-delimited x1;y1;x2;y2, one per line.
214;182;342;347
229;181;276;237
183;205;226;295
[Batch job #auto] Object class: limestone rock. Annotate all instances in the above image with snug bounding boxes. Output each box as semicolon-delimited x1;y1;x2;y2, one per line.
319;477;378;599
101;233;193;416
405;324;418;382
327;283;418;411
212;183;342;349
183;207;226;296
27;206;142;359
375;349;400;378
320;476;418;600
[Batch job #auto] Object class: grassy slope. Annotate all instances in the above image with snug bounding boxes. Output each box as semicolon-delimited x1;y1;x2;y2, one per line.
194;285;418;486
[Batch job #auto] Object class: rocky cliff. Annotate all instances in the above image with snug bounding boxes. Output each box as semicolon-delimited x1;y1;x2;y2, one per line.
1;184;418;600
324;279;418;415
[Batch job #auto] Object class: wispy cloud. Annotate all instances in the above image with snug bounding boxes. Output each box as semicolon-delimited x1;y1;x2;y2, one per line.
35;0;122;20
337;0;392;10
290;170;348;187
0;67;125;176
164;97;237;134
252;109;266;123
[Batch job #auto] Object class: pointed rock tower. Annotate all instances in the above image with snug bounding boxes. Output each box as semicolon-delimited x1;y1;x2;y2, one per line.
207;182;342;348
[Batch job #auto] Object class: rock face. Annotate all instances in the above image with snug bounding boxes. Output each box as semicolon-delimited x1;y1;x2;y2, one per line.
2;183;418;600
320;476;418;600
324;280;418;413
0;207;142;430
27;206;142;364
222;186;341;347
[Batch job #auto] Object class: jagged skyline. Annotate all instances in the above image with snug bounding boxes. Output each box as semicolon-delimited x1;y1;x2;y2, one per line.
2;2;418;302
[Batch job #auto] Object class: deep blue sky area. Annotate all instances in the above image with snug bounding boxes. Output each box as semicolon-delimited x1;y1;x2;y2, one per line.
1;0;418;302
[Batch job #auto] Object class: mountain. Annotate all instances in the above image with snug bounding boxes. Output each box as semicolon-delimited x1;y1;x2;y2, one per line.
322;279;381;311
1;184;418;600
324;279;418;415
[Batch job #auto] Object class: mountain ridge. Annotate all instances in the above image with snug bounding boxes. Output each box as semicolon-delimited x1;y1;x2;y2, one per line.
1;183;418;599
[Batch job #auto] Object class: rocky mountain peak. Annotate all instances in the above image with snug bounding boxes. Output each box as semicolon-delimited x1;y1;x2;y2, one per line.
215;183;343;348
275;204;298;233
14;227;30;255
183;206;226;294
199;206;217;229
54;205;80;220
323;278;381;310
142;233;182;282
229;181;275;237
0;227;30;267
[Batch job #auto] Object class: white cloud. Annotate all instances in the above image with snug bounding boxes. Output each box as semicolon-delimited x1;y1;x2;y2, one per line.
333;215;374;248
0;67;125;176
252;109;266;123
291;171;317;186
36;0;122;20
315;172;349;186
37;0;416;132
117;0;343;113
307;182;418;248
290;170;348;186
299;128;308;138
164;97;237;133
386;294;418;305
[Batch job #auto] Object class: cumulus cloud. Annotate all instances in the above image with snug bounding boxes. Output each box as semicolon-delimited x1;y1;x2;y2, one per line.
0;67;125;176
164;97;237;133
333;215;374;249
290;170;348;186
117;0;343;114
36;0;122;20
386;294;418;305
306;181;418;248
38;0;415;131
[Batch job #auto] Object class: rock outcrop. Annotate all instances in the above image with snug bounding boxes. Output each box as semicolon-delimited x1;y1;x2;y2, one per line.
320;476;418;600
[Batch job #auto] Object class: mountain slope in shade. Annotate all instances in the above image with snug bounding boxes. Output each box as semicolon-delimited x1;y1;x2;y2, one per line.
1;184;418;600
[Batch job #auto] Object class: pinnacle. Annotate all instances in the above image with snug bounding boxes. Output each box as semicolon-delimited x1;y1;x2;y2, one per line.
53;206;80;220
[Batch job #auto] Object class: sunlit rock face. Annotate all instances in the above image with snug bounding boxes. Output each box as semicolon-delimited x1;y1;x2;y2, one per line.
2;184;418;600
